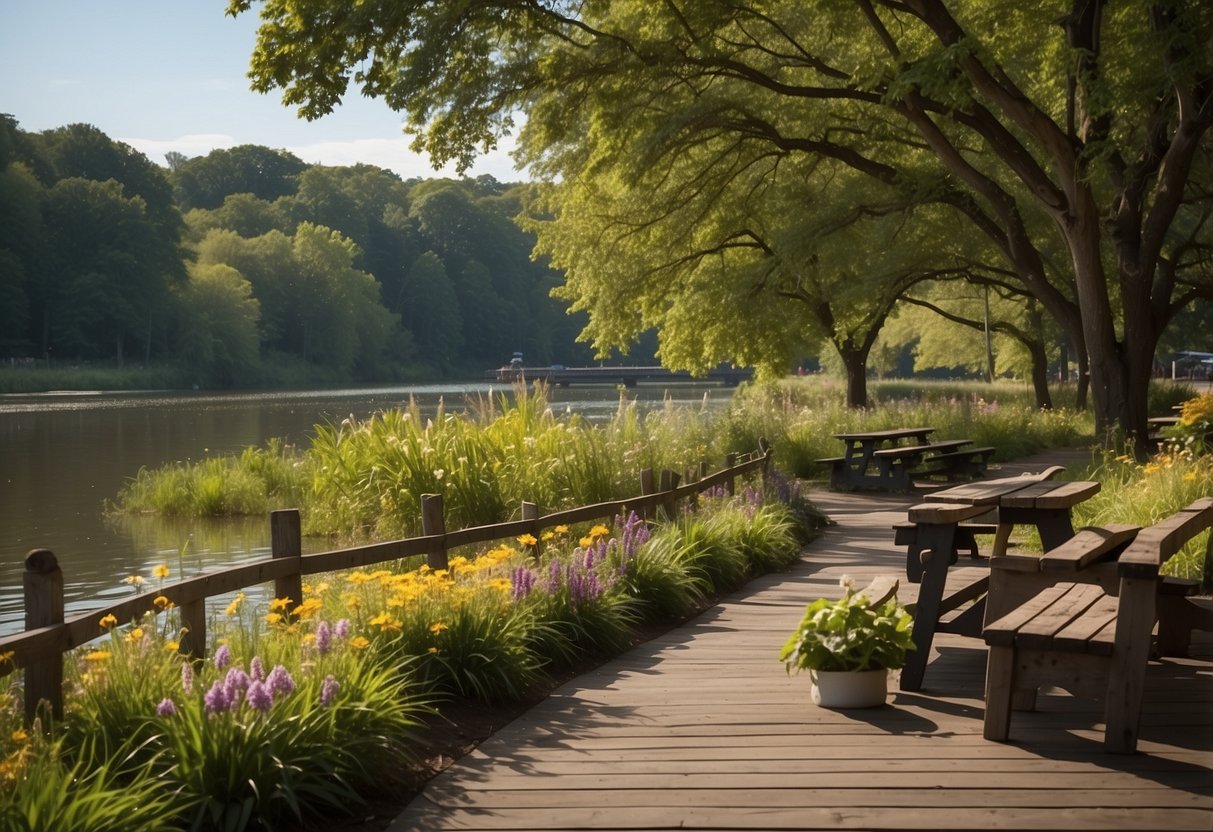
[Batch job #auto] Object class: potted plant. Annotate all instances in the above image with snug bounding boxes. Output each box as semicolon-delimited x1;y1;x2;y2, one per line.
779;575;915;708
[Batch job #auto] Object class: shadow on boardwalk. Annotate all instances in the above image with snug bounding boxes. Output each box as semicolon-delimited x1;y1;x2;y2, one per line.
389;451;1213;831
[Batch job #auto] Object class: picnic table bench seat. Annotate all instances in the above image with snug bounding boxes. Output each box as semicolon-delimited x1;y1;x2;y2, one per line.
982;497;1213;753
820;430;991;491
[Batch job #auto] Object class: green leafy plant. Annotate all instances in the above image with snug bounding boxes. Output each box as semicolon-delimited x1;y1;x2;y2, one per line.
779;577;915;673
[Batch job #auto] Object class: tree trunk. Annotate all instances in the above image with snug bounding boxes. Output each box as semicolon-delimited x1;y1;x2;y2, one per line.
1027;338;1053;410
837;343;869;409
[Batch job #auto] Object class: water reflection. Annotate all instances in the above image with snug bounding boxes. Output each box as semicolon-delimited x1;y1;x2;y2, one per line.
1;383;731;635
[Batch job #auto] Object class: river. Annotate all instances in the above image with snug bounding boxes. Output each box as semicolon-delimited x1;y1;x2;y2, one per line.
0;382;732;636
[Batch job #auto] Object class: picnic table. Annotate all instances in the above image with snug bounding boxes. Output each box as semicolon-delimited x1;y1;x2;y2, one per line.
819;428;992;491
897;472;1100;691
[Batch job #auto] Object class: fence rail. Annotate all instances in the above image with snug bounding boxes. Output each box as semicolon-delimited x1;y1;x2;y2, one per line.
3;445;771;722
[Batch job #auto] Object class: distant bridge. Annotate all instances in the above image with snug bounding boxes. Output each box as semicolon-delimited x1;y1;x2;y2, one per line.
486;365;754;388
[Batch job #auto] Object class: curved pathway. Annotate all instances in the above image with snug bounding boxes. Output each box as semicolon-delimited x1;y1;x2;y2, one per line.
389;451;1212;831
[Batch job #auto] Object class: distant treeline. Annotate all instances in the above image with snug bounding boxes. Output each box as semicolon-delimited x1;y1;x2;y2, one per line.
0;116;640;386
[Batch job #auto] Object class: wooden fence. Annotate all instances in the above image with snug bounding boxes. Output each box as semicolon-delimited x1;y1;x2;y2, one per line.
2;446;771;723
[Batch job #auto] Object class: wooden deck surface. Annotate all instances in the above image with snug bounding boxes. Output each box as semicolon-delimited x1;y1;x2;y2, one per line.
389;458;1213;831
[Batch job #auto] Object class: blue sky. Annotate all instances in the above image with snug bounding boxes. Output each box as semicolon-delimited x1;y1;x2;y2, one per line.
0;1;520;180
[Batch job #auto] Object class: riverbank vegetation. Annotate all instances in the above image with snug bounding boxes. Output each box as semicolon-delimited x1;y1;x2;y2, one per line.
2;478;814;831
111;380;1094;531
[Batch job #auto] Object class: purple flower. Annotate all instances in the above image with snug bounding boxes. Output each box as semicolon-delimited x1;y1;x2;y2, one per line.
617;512;650;560
246;680;273;713
156;698;177;717
204;681;230;714
266;665;296;699
320;675;340;708
547;558;562;593
213;644;231;671
511;566;537;599
315;621;332;655
334;618;351;640
249;656;265;682
181;662;194;695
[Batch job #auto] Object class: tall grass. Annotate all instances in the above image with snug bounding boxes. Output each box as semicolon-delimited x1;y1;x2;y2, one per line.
1074;444;1213;589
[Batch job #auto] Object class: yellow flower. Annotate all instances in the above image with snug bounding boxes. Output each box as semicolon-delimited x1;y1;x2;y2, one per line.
126;627;145;642
292;598;322;620
350;636;370;650
579;536;593;548
265;612;283;626
427;646;439;654
1144;463;1160;476
225;593;245;617
85;650;111;662
589;524;610;538
153;595;171;610
369;612;401;632
0;651;14;669
10;729;28;744
429;622;449;635
517;533;538;547
269;597;293;612
554;525;569;535
99;614;118;630
164;641;179;652
152;564;170;579
541;531;555;542
1184;472;1197;482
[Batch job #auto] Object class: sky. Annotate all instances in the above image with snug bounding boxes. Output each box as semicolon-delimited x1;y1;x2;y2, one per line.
0;1;522;181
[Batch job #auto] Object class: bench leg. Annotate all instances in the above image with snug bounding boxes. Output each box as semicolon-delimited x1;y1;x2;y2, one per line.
900;525;957;692
1156;595;1213;657
983;645;1015;741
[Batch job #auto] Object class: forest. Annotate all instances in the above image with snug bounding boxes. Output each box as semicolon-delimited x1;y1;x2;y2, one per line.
0;116;613;386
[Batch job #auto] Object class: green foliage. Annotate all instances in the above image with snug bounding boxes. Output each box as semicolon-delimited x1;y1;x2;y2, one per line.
779;579;916;673
1074;447;1213;589
0;733;182;832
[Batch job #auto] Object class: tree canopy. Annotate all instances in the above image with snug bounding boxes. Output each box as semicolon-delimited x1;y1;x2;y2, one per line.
229;0;1213;444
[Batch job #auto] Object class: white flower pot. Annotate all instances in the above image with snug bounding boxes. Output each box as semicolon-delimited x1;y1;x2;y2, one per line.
809;668;888;708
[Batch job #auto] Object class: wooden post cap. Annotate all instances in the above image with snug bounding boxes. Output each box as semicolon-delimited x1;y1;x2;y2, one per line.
25;549;59;573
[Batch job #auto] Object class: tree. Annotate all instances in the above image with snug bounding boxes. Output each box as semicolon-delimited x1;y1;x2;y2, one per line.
0;162;42;356
38;178;172;362
170;144;307;211
231;0;1213;449
176;262;262;385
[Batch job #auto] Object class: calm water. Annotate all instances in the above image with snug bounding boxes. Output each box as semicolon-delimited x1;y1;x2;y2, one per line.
0;382;731;635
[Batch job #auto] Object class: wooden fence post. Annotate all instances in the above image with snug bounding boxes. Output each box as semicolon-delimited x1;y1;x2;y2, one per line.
639;468;655;521
178;598;207;663
23;548;63;725
659;469;681;518
271;509;303;614
725;452;738;496
421;494;448;569
521;501;540;559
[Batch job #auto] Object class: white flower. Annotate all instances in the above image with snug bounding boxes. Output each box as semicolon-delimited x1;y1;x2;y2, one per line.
434;468;445;480
838;574;855;590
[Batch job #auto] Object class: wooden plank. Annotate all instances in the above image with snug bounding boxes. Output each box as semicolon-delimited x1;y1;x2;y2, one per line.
390;805;1213;831
983;582;1076;647
930;477;1038;505
907;503;988;523
1051;593;1119;655
1011;583;1107;651
1033;480;1100;509
1039;524;1140;572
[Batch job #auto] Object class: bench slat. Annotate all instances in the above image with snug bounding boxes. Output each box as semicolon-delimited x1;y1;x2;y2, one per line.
1039;524;1139;572
1014;583;1108;651
1119;498;1213;578
1052;593;1119;655
907;502;988;524
983;582;1075;647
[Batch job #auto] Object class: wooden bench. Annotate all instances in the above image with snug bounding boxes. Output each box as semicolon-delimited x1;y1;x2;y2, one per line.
919;446;996;481
982;497;1213;753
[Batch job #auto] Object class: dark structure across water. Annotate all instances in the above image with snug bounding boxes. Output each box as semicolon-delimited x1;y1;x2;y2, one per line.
486;364;753;387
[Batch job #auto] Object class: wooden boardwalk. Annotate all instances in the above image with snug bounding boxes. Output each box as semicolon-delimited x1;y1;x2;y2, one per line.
389;462;1213;831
